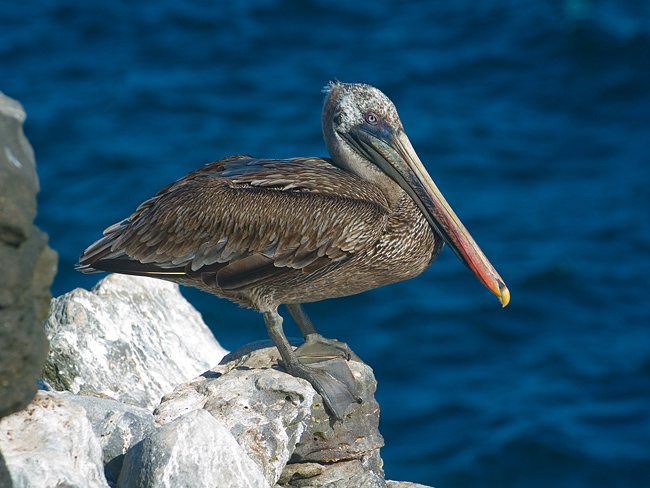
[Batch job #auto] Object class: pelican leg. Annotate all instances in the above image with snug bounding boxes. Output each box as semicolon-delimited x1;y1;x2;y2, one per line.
263;310;359;420
285;303;318;336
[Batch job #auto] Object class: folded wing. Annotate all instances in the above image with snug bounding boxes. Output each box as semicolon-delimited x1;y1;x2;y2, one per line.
77;155;390;292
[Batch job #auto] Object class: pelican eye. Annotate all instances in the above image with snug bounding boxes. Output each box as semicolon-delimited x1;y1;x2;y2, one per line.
364;112;379;125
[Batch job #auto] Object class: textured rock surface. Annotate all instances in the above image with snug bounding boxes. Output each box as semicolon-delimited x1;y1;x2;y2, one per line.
0;391;109;488
42;274;228;411
154;342;385;487
156;345;316;485
118;408;270;488
59;391;156;484
278;457;386;488
0;454;10;488
0;91;58;421
386;482;436;488
9;278;433;488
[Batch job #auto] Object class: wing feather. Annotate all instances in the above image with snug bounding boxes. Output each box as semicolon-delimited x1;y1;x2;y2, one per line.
78;156;390;292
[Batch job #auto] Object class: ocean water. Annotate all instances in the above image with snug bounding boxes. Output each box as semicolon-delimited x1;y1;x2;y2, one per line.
2;1;649;486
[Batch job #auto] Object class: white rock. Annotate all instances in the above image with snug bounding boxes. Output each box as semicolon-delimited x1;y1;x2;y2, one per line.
155;345;316;485
201;367;315;484
42;274;228;411
117;409;270;488
59;391;156;484
0;391;109;488
155;344;385;487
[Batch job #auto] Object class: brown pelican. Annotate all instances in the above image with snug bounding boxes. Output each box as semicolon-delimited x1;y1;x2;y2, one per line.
78;81;509;420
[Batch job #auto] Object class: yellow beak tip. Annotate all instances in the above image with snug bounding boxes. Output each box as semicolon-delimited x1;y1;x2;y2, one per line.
498;284;510;308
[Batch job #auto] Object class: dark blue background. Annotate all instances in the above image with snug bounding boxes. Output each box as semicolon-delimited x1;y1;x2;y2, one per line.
2;1;649;486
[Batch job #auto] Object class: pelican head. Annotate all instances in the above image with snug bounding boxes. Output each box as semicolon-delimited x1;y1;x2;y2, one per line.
322;81;510;307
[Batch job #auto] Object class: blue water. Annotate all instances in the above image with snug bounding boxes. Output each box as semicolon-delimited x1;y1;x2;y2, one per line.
2;1;649;486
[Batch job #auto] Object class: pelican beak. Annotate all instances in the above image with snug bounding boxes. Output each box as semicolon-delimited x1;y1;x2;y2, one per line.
349;125;510;307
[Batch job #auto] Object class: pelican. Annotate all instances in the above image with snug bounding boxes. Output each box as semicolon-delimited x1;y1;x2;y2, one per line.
78;81;509;420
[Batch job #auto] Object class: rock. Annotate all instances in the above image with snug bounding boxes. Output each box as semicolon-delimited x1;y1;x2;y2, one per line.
278;458;386;488
0;455;10;488
59;391;156;484
0;91;58;421
154;342;385;487
386;482;435;488
117;408;269;488
155;344;316;485
288;359;384;466
42;273;228;411
0;390;109;488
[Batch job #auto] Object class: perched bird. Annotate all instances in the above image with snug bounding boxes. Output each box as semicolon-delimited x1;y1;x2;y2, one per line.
78;81;509;420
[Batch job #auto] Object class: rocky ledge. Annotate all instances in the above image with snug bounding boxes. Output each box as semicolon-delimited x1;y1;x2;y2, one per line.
0;274;432;488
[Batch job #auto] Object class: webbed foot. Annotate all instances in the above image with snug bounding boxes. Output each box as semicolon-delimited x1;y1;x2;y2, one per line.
264;310;362;420
292;334;362;419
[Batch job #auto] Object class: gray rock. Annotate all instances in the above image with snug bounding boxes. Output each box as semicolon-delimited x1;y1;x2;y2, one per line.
278;454;437;488
0;453;11;488
0;455;10;488
278;458;386;488
60;392;156;484
42;274;228;411
154;342;384;487
0;91;58;421
0;92;37;249
386;482;435;488
289;353;384;466
118;408;269;488
0;391;109;488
